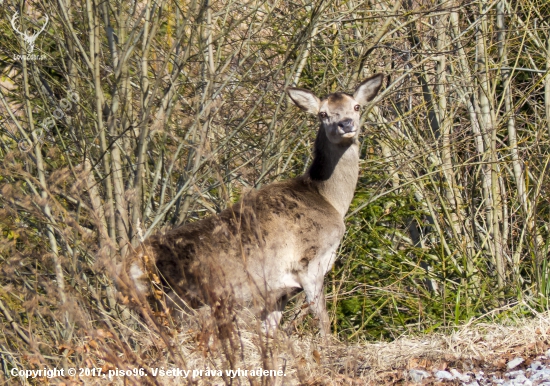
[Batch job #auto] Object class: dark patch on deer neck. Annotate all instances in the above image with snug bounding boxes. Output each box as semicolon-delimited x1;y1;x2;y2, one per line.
307;125;359;217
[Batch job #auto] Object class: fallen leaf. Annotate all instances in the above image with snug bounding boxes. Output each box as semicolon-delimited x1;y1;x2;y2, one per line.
312;349;321;365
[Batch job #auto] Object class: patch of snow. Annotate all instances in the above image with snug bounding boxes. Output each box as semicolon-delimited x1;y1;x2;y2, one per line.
451;368;470;382
531;368;550;382
506;370;525;379
435;370;454;380
409;369;430;383
492;375;505;384
507;357;525;370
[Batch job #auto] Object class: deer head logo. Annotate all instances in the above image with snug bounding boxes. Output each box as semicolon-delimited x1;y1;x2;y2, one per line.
10;11;49;54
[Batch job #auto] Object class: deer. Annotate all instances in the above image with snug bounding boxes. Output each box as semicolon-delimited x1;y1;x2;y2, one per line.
125;74;384;336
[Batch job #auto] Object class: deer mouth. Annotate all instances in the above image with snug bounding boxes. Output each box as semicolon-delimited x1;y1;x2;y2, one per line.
337;119;356;138
338;127;357;138
341;131;356;138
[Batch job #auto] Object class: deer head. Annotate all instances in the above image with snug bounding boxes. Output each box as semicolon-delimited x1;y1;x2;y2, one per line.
286;74;384;146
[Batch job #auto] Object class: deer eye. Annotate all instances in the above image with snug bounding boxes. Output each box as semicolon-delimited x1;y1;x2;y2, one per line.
354;105;360;111
319;111;327;118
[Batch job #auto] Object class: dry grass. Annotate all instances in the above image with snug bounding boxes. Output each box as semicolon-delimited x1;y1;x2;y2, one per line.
37;305;549;385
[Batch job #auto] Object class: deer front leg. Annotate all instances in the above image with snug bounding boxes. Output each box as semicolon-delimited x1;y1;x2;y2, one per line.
301;274;330;336
306;289;330;336
262;291;296;336
262;311;282;337
300;242;340;336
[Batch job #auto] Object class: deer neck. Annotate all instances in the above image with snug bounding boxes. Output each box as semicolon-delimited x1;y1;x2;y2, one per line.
307;126;360;217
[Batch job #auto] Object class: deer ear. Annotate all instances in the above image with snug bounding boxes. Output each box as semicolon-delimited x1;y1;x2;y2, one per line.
286;87;320;115
353;74;384;106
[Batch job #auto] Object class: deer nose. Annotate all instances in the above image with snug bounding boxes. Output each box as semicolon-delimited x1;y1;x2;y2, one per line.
338;119;354;133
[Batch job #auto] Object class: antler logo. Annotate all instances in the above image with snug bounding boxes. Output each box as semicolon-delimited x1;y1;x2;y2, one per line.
10;11;49;53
